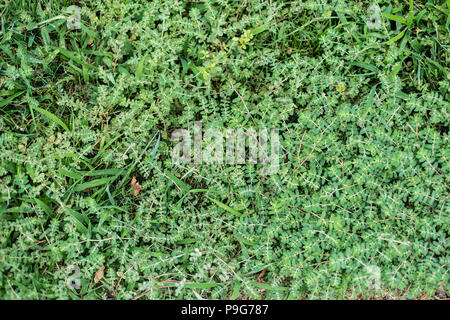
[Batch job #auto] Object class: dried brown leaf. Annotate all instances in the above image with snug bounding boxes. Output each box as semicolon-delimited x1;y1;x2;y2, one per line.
94;265;105;284
131;176;142;196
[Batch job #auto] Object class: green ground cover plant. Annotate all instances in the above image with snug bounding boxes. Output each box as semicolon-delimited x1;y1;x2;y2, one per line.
0;0;448;299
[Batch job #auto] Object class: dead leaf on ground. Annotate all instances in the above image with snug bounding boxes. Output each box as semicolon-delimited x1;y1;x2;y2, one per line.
94;265;105;284
131;176;142;196
256;268;267;282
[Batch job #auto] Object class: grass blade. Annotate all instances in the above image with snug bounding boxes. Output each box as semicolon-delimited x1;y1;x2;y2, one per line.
74;177;114;192
0;91;25;108
206;196;243;217
31;105;70;131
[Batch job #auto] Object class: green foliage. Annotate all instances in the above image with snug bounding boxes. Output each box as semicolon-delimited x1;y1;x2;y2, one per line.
0;0;449;299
